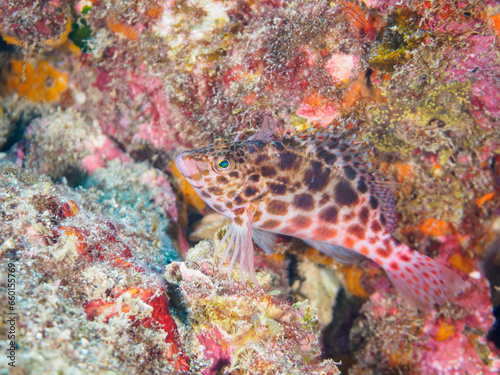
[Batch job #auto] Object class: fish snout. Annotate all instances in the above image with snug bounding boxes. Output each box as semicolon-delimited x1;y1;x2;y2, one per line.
175;153;201;182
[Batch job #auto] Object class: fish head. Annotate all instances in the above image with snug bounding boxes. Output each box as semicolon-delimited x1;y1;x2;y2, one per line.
175;138;269;214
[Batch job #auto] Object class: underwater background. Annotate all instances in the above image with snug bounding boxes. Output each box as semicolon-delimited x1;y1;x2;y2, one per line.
0;0;500;373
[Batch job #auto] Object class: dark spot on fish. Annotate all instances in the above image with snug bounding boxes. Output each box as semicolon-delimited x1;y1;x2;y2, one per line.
399;253;411;262
376;247;390;258
269;183;286;195
319;206;338;223
292;193;315;211
233;207;245;216
254;210;262;222
304;161;331;192
357;177;368;194
334;180;359;206
234;217;243;225
255;154;268;165
227;190;237;198
389;261;399;271
261;219;280;229
238;158;244;163
380;214;386;226
216;176;229;184
343;212;355;221
343;165;357;181
229;171;239;178
266;199;289;216
371;220;381;232
201;169;210;176
225;201;233;209
207;186;224;196
213;204;223;211
279;151;298;171
291;215;312;228
261;166;276;178
369;196;379;209
359;207;369;225
249;174;260;182
244;186;259;197
201;191;211;198
331;140;339;148
318;150;337;164
234;195;245;205
348;224;365;239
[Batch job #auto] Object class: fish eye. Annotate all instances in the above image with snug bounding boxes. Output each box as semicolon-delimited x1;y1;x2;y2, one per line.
213;156;234;174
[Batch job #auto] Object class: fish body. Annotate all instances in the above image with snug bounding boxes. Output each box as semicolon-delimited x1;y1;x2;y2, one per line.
175;120;465;308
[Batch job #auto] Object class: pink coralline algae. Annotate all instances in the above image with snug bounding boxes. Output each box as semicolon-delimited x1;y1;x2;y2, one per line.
296;94;340;126
81;135;131;173
415;277;498;375
325;53;359;83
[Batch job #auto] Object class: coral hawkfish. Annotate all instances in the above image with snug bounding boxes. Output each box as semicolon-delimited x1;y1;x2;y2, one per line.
175;118;465;308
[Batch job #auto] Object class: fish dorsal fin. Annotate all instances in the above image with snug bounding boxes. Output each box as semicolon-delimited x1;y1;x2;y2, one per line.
369;178;398;233
284;123;368;172
302;239;365;263
248;116;278;142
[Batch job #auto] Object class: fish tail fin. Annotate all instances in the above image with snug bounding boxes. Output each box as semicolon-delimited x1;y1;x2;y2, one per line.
382;243;465;308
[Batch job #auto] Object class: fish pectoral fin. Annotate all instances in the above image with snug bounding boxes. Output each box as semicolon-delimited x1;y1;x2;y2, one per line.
302;239;365;263
216;209;260;287
251;228;278;255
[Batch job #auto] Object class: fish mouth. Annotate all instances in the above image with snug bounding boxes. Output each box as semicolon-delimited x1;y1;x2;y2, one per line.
175;153;201;185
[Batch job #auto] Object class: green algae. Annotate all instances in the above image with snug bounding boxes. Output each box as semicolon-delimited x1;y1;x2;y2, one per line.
366;81;473;156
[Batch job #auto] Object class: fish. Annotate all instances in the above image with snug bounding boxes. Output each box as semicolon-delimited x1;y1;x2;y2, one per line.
175;117;465;308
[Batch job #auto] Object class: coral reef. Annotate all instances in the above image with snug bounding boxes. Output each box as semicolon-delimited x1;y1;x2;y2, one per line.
1;0;500;373
165;239;340;374
0;163;190;373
